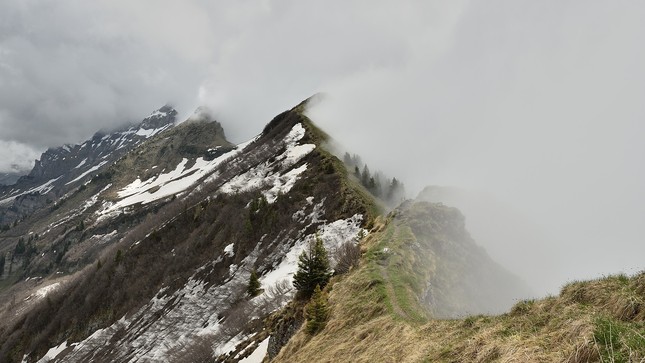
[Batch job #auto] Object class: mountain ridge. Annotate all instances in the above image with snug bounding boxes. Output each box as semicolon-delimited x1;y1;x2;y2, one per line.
0;101;379;362
0;100;640;363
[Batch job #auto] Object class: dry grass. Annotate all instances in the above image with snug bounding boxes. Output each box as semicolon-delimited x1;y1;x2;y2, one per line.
272;213;645;363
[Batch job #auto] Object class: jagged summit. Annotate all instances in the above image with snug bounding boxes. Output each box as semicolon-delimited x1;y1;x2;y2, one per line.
140;105;177;129
0;106;179;226
29;106;177;179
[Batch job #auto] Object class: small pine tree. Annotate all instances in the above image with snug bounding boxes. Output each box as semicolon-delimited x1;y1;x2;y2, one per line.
343;152;353;166
305;284;329;335
293;235;332;299
351;154;362;168
361;165;371;186
247;269;261;297
368;177;376;191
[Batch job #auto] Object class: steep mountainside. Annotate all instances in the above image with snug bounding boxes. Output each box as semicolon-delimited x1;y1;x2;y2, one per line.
0;101;377;362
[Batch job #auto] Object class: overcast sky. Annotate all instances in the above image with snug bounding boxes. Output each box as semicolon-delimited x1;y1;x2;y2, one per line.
1;1;644;296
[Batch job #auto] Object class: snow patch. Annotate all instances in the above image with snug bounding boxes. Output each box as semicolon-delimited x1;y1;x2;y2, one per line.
74;158;88;169
224;243;235;257
89;230;118;244
37;340;76;363
220;123;315;203
36;282;61;299
0;177;62;205
238;338;269;363
135;124;171;138
147;109;169;119
65;161;108;185
99;137;257;218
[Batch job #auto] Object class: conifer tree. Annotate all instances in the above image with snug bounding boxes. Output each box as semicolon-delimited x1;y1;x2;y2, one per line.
293;235;331;299
247;269;261;297
305;284;329;335
387;177;400;201
368;177;376;192
361;165;371;186
343;152;353;166
351;154;362;167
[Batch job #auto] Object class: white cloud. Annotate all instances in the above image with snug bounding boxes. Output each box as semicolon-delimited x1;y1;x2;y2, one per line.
307;1;645;295
0;140;40;172
1;0;644;296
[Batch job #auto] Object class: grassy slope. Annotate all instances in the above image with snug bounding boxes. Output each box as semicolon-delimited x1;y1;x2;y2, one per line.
273;213;645;363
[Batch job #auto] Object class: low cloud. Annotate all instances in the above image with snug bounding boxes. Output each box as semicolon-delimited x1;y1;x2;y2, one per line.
307;1;645;296
0;140;40;172
1;1;644;296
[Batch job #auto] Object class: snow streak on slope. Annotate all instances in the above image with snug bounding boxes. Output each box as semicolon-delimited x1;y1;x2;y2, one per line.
238;338;269;363
37;341;76;363
0;176;62;205
98;138;255;218
65;161;108;185
99;123;314;218
220;123;315;203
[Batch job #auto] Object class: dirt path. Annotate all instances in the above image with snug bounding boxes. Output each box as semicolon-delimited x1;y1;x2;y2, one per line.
380;265;409;320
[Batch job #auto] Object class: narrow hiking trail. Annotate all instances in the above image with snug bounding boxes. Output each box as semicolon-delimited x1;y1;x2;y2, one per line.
377;223;415;321
379;263;411;320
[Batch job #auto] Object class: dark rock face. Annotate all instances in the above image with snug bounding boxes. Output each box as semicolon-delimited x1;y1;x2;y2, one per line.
140;105;177;129
267;310;304;360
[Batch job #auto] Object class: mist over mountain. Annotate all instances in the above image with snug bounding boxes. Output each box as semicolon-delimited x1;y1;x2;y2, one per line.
1;2;644;361
0;101;641;362
0;174;19;186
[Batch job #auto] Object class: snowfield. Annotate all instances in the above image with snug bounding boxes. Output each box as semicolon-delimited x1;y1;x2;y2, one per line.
260;213;365;289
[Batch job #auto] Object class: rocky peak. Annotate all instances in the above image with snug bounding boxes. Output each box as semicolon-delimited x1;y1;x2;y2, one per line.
0;106;179;226
140;105;177;130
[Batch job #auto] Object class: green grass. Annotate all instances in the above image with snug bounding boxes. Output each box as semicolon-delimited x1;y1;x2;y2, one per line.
362;220;432;324
594;316;645;363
